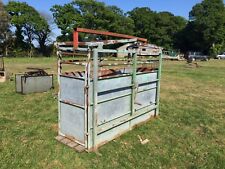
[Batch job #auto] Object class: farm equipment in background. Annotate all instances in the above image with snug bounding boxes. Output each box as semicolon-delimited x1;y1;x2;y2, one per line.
162;50;183;60
15;67;54;94
0;55;6;82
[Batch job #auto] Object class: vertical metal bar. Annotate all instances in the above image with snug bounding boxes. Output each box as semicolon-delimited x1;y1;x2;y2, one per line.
58;57;62;134
73;31;79;49
155;51;162;116
92;48;98;151
84;50;91;149
84;63;88;148
131;51;137;116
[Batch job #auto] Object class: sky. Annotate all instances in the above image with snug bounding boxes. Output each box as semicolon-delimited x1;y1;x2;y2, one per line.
3;0;204;18
2;0;219;39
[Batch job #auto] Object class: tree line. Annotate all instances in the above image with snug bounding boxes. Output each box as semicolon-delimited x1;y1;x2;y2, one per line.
0;0;224;57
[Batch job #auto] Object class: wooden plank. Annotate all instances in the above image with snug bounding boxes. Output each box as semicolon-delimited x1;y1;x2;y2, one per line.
55;135;64;141
56;135;85;153
67;141;79;148
74;145;85;152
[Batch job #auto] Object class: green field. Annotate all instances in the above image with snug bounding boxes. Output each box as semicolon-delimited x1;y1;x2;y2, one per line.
1;58;225;169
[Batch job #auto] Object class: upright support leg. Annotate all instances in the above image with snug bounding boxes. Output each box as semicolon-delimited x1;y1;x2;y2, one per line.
156;51;162;116
92;48;99;151
131;51;137;116
73;31;79;49
57;55;62;134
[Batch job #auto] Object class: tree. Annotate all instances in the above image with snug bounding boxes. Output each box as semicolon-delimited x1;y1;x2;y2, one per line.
0;1;12;56
188;0;225;54
6;1;52;57
72;0;134;34
128;8;186;49
6;1;28;49
128;7;156;40
50;3;81;41
51;0;134;41
35;12;52;56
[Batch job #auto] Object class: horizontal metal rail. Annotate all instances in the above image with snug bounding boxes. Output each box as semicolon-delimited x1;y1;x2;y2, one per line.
97;93;132;105
60;52;88;57
75;27;148;42
60;75;85;81
137;86;157;94
60;100;85;110
99;62;156;67
98;73;132;80
135;102;156;112
60;61;86;66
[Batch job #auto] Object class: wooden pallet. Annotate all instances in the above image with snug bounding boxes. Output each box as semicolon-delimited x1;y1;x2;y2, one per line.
55;135;85;152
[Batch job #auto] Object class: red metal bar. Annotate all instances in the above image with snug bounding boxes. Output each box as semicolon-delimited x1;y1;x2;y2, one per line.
73;31;79;48
73;28;148;48
75;28;147;42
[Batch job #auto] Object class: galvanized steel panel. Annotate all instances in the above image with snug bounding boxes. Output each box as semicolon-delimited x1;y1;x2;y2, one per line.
97;121;130;146
98;76;132;92
15;74;23;92
60;103;85;143
130;110;155;127
22;76;53;94
16;75;53;94
60;76;85;106
136;72;157;84
97;95;131;125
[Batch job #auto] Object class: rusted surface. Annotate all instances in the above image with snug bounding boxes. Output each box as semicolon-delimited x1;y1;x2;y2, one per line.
73;31;79;48
61;66;156;79
63;69;121;78
98;69;122;78
64;71;85;78
137;67;154;73
25;68;49;76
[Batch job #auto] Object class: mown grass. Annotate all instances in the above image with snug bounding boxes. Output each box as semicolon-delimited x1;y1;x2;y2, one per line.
0;58;225;169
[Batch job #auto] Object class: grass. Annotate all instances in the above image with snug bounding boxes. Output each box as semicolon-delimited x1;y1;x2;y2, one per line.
1;58;225;169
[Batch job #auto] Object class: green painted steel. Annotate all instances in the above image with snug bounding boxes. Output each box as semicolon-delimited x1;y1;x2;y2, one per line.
156;52;162;116
131;52;137;116
92;49;99;150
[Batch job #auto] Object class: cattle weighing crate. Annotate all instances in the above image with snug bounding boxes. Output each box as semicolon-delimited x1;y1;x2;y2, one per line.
57;48;162;152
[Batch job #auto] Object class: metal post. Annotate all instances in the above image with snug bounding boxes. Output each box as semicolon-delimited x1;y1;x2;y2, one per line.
92;48;98;151
155;51;162;116
131;51;137;116
84;50;91;149
73;31;79;49
57;55;62;134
